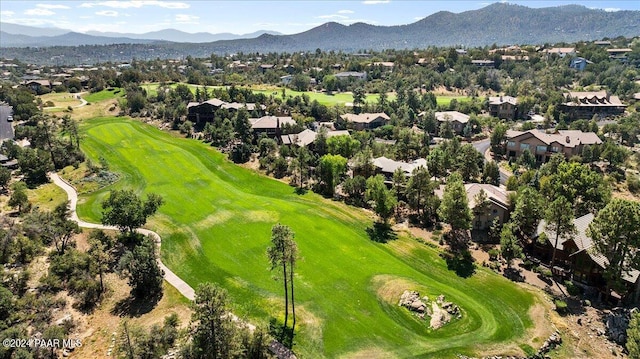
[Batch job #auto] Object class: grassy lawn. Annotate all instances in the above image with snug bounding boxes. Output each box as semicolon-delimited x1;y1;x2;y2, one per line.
75;117;544;358
82;87;125;103
139;82;472;107
27;182;67;212
39;92;83;112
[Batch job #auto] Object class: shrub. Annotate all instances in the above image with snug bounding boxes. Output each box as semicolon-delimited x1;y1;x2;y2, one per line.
555;299;568;314
488;248;500;261
538;265;552;278
627;175;640;194
564;280;581;296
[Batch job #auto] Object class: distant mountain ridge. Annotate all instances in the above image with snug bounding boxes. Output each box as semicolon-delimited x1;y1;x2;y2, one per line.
1;3;639;65
0;22;283;46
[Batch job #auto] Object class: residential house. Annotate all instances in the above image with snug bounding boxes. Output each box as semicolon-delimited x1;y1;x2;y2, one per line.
249;116;296;138
532;213;640;296
435;111;470;135
543;47;577;58
488;96;518;120
280;129;350;148
594;40;612;46
372;156;427;182
560;91;626;120
505;129;602;163
280;75;293;85
259;64;275;73
471;60;495;67
23;79;52;93
369;62;395;71
334;71;367;81
501;55;529;62
340;112;390;131
187;98;264;123
435;183;511;230
569;57;593;71
607;48;632;62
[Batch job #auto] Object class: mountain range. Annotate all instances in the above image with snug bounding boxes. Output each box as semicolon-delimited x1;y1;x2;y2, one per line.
1;3;639;65
0;22;282;46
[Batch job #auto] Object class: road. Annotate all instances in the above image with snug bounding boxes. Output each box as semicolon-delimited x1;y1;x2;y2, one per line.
472;138;509;185
0;105;14;141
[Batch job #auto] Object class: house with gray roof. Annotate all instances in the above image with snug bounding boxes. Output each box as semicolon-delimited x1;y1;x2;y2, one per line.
533;213;640;295
434;111;470;135
340;112;390;130
435;183;512;230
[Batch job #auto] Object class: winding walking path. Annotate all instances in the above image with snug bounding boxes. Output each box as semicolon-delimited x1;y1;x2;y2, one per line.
49;173;303;358
49;172;198;301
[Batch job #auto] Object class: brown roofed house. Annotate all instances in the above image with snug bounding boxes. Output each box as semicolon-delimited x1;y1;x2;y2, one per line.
505;129;602;163
340;112;390;130
560;91;626;120
488;95;518;120
435;111;470;135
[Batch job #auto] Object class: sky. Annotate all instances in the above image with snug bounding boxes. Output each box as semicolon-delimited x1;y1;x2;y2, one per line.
1;0;639;35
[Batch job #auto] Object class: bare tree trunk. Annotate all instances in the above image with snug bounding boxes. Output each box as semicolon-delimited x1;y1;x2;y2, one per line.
551;229;560;268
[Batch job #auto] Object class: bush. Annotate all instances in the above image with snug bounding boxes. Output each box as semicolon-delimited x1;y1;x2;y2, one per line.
521;259;534;270
488;248;500;261
537;265;552;278
627;175;640;194
565;280;582;296
555;299;568;314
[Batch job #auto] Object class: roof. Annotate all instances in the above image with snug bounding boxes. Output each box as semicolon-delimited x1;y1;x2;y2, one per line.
535;213;640;284
335;71;366;78
563;91;626;107
281;129;350;147
434;183;511;210
506;129;602;148
372;156;426;175
544;47;576;54
341;112;390;124
435;111;470;124
249;116;295;130
187;98;263;111
488;95;517;106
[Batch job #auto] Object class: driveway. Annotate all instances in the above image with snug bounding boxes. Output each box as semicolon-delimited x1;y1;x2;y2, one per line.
472;138;509;185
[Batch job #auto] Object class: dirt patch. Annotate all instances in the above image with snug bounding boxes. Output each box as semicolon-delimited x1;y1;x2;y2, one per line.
70;276;191;359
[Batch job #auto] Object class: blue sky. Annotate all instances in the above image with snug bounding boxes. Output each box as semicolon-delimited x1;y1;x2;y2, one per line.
1;1;638;35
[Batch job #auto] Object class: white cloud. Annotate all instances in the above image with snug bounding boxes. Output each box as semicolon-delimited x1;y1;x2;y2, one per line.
362;0;390;4
0;10;15;17
316;14;348;20
24;8;56;16
337;9;354;14
36;4;70;9
80;1;189;9
175;14;199;23
96;10;119;16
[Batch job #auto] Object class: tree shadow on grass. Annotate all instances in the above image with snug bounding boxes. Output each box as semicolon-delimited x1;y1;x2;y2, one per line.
268;318;295;350
111;291;163;317
366;222;398;243
441;250;476;278
293;186;308;195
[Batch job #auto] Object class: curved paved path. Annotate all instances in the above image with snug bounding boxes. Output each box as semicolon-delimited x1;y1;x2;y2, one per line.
50;172;197;301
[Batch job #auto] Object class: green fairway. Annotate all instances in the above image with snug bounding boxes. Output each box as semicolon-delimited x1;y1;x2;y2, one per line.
82;87;125;103
139;82;473;107
76;117;542;358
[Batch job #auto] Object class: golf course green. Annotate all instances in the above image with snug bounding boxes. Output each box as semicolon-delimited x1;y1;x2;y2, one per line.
76;117;544;358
